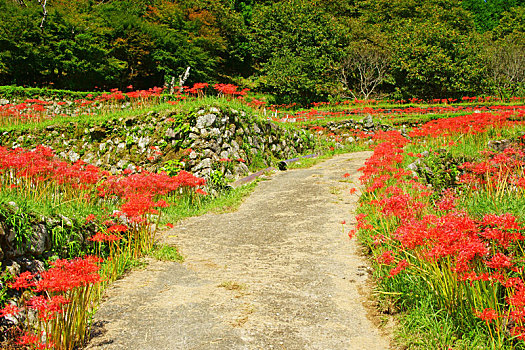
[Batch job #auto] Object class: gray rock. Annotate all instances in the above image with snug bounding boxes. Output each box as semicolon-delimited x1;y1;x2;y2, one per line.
165;128;176;139
209;128;221;138
231;140;240;153
192;158;212;172
234;163;250;176
117;159;127;169
30;224;49;255
407;159;421;171
203;149;215;159
138;136;150;150
363;114;374;128
126;163;137;172
6;261;21;277
488;139;513;152
83;152;95;163
16;257;46;274
196;114;216;129
7;202;18;211
58;214;73;227
209;107;220;114
207;140;219;153
117;142;126;154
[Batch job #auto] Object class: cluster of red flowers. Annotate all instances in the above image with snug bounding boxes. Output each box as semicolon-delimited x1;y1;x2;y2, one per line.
0;144;206;225
0;256;102;349
272;104;525;124
408;111;523;138
213;83;249;97
0;145;105;192
357;120;525;343
0;87;165;126
459;147;525;192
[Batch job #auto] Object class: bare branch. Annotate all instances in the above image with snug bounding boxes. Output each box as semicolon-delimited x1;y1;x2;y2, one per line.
339;43;390;100
178;67;191;93
37;0;47;29
487;39;525;98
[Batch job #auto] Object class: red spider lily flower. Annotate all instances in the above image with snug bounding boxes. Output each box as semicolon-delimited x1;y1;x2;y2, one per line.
475;308;500;323
0;304;20;317
340;220;346;225
347;229;356;239
88;232;108;242
89;232;122;242
388;260;409;277
85;214;96;222
166;223;174;228
28;295;70;321
485;253;513;270
195;188;208;196
17;332;41;347
107;225;128;233
9;271;35;290
511;326;525;341
34;256;102;293
154;200;169;208
237;158;246;163
343;173;350;178
349;188;357;194
377;251;396;265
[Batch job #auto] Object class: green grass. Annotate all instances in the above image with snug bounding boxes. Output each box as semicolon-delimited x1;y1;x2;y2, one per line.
0;189;115;222
0;95;262;133
461;192;525;222
149;244;184;262
161;182;258;223
394;295;491;349
285;143;370;170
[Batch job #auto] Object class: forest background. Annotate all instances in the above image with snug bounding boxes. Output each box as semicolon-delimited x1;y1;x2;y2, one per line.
0;0;523;104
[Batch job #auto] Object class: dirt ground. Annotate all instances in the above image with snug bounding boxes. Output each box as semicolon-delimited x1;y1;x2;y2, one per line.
86;151;392;350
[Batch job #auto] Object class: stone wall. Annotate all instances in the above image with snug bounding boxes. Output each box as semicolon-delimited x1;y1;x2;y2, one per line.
0;106;316;179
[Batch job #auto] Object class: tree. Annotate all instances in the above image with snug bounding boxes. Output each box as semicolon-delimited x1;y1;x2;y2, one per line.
250;0;345;103
486;7;525;98
339;43;390;100
486;38;525;98
462;0;525;33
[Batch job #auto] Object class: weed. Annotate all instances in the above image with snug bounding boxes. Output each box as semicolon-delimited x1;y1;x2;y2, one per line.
150;245;184;262
218;281;246;291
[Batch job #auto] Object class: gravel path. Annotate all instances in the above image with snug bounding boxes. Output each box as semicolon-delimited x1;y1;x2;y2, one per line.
86;151;391;350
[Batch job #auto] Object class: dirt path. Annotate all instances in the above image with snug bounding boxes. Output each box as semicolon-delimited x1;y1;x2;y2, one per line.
87;151;391;350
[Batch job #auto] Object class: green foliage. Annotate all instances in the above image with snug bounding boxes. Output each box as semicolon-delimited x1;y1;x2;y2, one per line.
462;0;524;33
0;0;523;100
380;3;486;98
414;149;464;192
0;203;33;253
250;0;345;104
160;159;184;176
150;244;184;262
